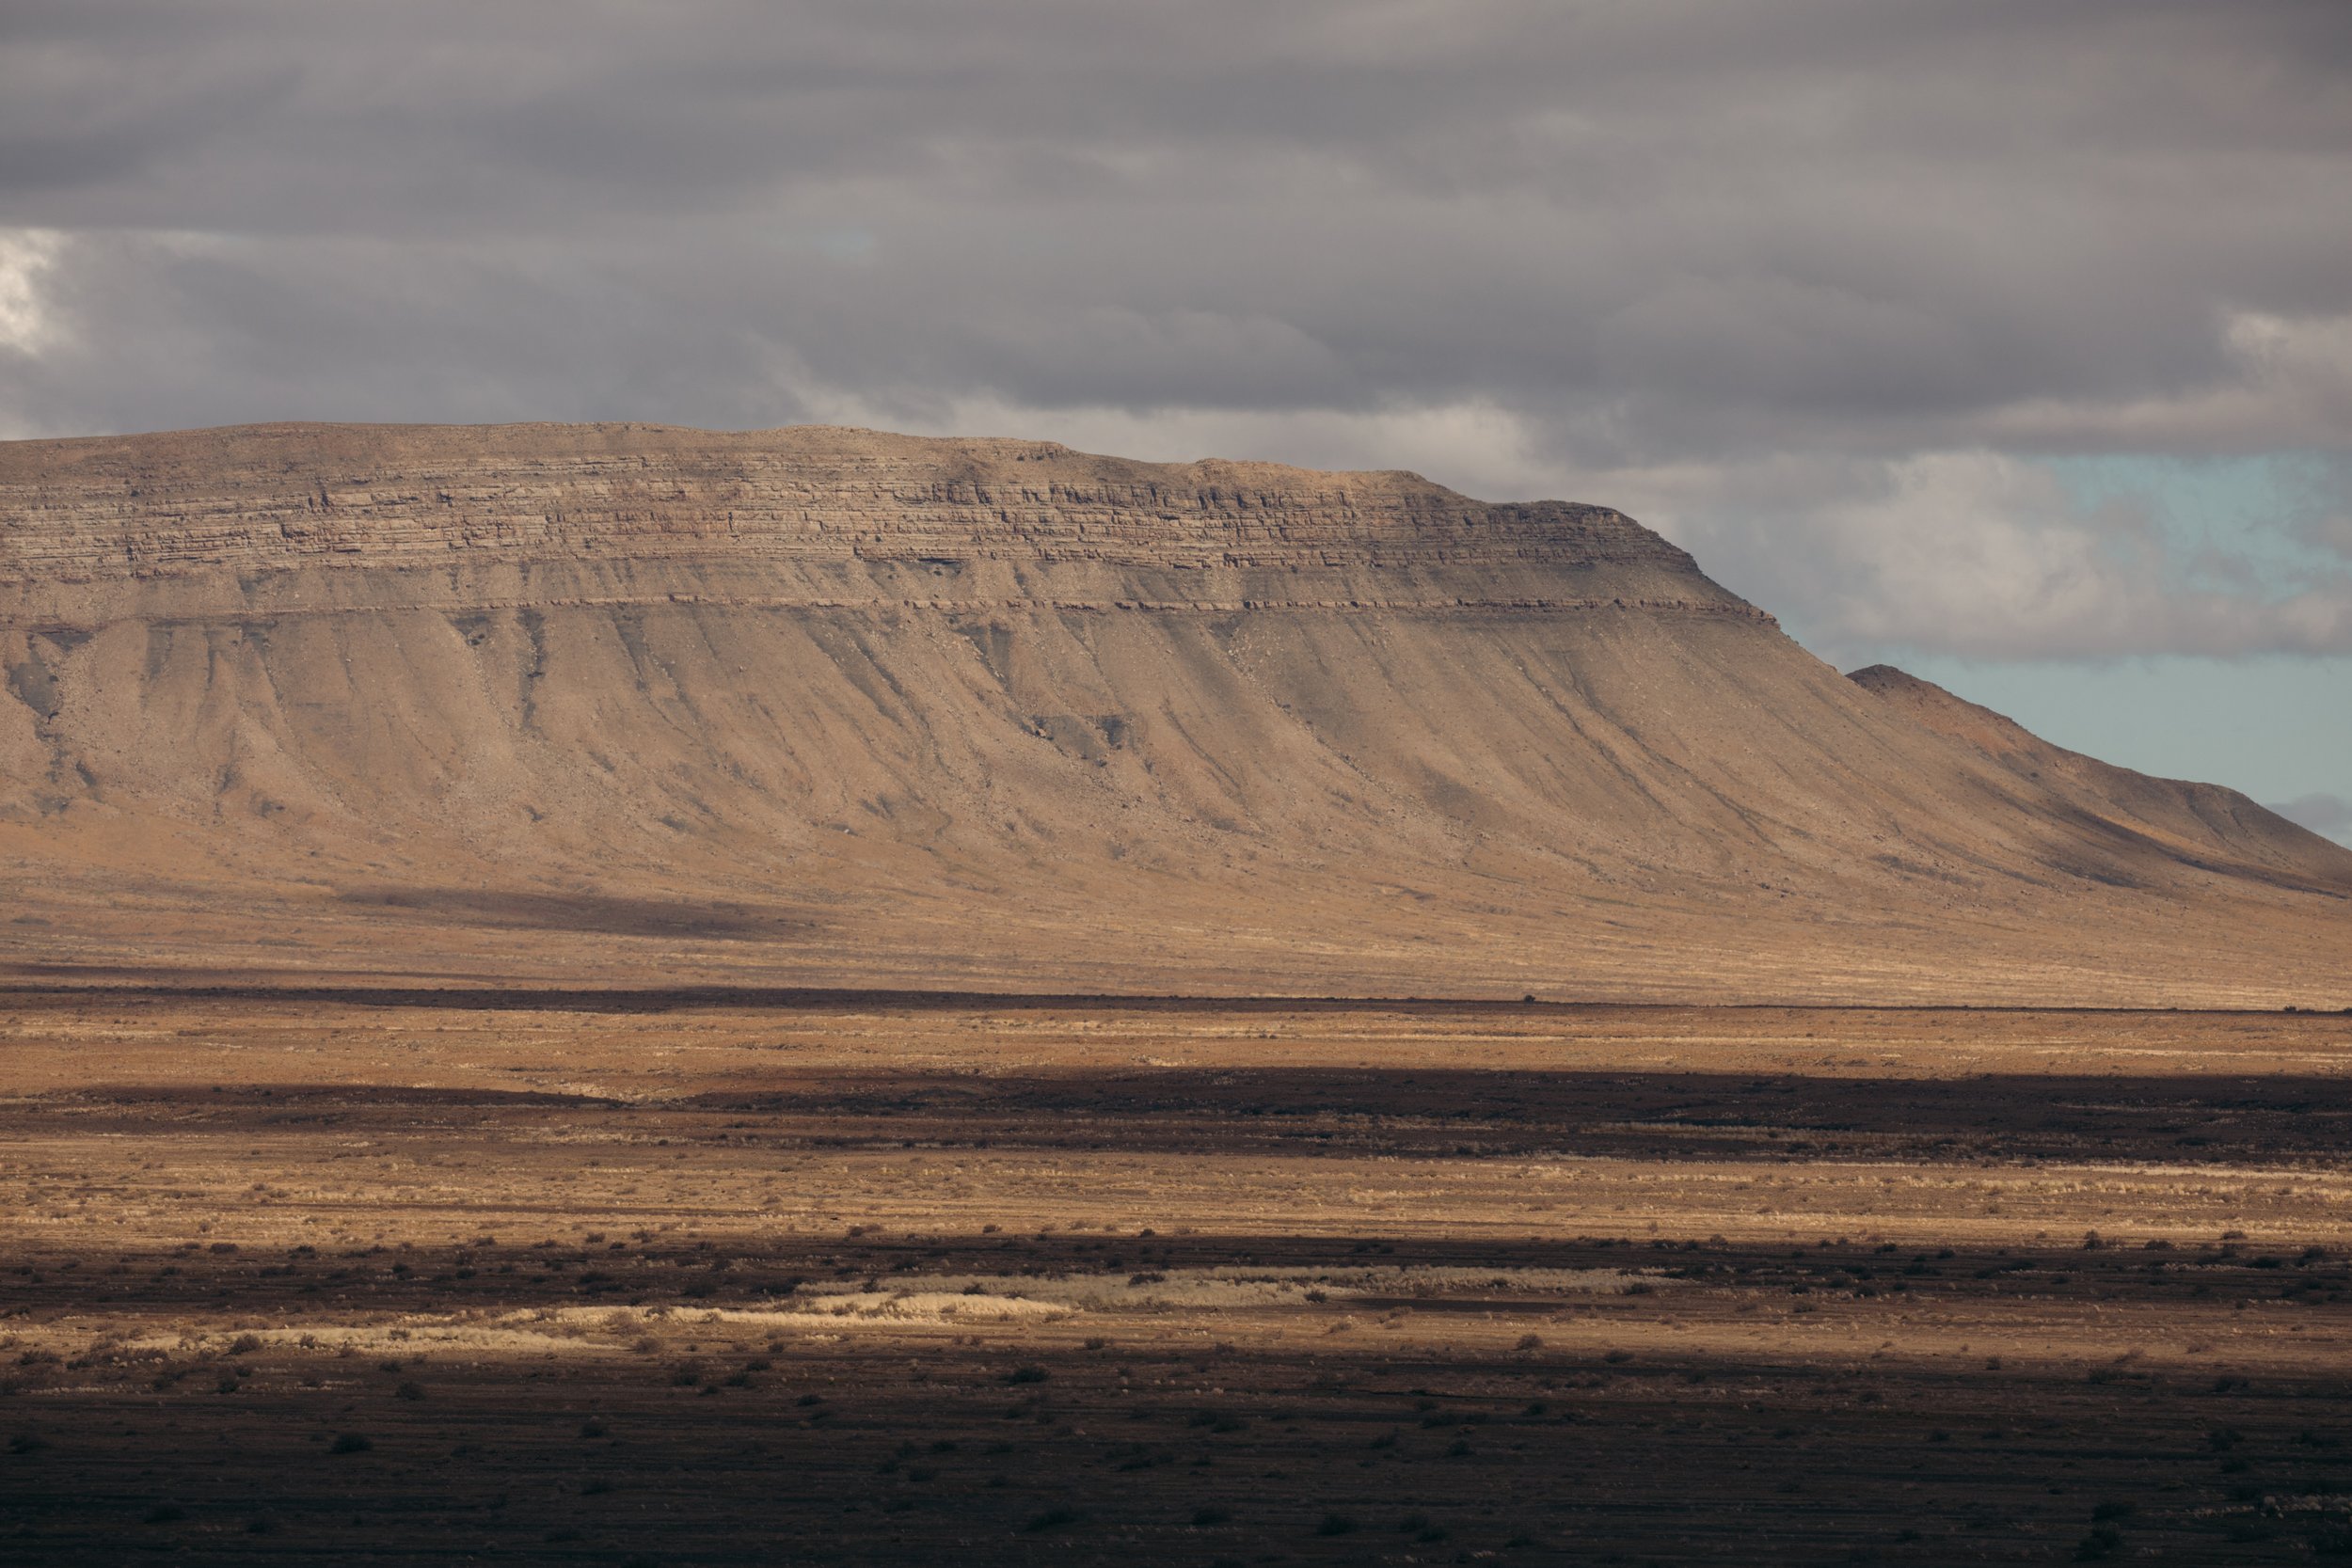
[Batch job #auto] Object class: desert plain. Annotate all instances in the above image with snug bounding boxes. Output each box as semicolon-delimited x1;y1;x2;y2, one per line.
5;989;2351;1565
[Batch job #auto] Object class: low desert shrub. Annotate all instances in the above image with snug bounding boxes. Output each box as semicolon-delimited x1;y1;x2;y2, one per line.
2074;1525;2122;1560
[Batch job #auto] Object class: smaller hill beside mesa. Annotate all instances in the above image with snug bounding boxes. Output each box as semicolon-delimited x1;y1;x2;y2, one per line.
1847;665;2342;892
1;422;2345;1006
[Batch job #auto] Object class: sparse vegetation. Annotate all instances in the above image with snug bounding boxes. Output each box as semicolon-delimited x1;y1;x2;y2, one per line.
2074;1524;2123;1560
7;999;2347;1567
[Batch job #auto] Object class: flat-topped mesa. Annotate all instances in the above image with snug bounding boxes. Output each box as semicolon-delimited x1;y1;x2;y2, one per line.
3;424;2346;1006
0;422;1766;626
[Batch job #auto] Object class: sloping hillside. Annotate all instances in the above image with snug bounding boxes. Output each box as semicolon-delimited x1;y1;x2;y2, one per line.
1847;664;2344;893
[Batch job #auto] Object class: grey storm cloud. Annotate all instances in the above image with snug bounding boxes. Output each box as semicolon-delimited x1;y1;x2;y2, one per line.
3;0;2351;658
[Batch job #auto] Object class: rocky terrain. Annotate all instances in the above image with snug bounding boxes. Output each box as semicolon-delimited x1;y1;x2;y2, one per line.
3;420;2347;1004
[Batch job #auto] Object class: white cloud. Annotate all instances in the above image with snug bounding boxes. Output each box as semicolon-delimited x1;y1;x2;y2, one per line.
0;229;65;356
1974;309;2352;454
1655;449;2352;662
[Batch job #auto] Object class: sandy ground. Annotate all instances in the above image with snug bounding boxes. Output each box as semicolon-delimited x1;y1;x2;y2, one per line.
3;992;2350;1563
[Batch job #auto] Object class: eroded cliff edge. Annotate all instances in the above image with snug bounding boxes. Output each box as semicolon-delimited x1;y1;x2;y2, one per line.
0;421;1764;625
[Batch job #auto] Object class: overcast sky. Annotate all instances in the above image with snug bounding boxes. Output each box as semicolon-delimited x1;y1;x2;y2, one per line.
4;0;2347;838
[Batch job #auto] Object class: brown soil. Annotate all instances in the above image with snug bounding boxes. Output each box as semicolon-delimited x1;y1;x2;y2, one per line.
4;991;2348;1564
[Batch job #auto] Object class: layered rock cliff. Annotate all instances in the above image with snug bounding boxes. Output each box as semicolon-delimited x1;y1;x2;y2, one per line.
2;422;2345;1005
0;422;1752;621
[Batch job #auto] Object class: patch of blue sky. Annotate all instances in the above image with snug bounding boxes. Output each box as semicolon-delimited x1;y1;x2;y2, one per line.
2043;452;2345;591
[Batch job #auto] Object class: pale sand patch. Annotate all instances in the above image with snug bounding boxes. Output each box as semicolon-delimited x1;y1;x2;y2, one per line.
111;1321;610;1358
715;1292;1074;1325
730;1264;1666;1320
